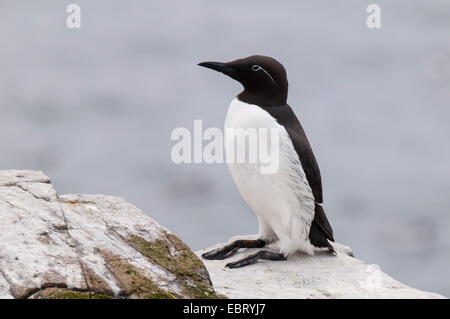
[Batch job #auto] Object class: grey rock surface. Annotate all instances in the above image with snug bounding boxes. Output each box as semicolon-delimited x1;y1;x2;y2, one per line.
0;170;218;299
197;236;446;299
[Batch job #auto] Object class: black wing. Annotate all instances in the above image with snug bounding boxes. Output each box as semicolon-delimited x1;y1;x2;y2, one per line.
261;104;334;245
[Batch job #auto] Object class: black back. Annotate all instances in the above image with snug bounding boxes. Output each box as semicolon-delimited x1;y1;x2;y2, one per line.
259;103;335;245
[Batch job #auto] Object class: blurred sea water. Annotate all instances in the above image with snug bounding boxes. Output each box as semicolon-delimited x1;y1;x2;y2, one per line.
1;1;450;296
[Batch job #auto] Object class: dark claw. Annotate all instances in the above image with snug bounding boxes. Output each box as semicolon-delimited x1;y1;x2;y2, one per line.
202;246;238;260
225;250;286;269
220;246;240;259
201;239;265;261
226;255;259;269
202;250;218;260
202;248;232;260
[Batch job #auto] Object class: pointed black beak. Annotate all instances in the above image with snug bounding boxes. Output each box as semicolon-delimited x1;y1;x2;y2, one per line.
198;61;236;76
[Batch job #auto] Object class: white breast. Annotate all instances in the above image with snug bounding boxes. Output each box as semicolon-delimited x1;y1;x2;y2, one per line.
225;98;316;256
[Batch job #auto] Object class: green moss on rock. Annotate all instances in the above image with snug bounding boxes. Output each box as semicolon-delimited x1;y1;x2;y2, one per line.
98;249;176;299
127;233;222;299
90;293;114;299
125;268;176;299
32;288;112;299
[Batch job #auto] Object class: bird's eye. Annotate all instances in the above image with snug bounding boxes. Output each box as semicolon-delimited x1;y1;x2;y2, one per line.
250;64;276;84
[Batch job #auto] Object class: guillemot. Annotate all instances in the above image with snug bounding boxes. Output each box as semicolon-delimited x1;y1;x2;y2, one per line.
198;55;334;268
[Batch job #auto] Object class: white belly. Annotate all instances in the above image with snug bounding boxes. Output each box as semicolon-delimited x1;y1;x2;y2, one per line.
225;98;316;255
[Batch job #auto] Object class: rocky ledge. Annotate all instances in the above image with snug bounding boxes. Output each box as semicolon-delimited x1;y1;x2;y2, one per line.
0;170;219;299
0;170;445;299
197;237;445;299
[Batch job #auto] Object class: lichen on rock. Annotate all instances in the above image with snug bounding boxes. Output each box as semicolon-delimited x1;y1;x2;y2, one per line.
0;170;219;299
30;288;112;299
126;233;219;299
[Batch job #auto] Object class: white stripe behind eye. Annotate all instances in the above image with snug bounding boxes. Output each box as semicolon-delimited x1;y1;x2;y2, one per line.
252;65;276;84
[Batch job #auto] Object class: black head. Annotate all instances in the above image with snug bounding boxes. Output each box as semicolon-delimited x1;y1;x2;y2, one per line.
198;55;288;106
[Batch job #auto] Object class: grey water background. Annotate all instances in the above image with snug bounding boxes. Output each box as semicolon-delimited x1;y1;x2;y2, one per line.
1;0;449;296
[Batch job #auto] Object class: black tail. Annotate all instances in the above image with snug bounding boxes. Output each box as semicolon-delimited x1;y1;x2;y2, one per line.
309;204;335;251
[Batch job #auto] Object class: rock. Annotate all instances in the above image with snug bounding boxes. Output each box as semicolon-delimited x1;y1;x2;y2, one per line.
197;236;446;299
0;170;220;299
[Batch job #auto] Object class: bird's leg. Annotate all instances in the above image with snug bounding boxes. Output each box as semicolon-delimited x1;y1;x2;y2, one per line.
225;250;286;268
202;239;265;260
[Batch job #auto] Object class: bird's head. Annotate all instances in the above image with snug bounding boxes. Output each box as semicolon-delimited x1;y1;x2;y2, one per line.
198;55;288;106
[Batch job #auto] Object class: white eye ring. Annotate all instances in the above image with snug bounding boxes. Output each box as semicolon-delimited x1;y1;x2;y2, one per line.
251;65;276;84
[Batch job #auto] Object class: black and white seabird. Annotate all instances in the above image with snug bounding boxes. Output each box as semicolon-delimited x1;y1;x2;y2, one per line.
198;55;335;268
